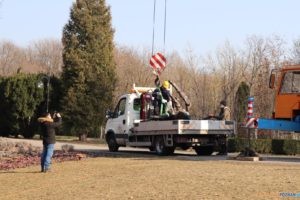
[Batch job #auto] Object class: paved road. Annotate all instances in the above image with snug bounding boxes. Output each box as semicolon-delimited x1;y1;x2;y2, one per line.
3;137;300;164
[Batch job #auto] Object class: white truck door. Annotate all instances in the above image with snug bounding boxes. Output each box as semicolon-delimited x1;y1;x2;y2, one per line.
109;97;127;145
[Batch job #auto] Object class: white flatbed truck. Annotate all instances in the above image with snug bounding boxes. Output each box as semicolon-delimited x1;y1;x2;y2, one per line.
105;86;235;155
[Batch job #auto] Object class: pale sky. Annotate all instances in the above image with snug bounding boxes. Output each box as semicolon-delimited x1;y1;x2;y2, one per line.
0;0;300;56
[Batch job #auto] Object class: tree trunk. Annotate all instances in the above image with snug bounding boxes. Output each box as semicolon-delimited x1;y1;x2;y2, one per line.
79;133;87;142
100;126;104;139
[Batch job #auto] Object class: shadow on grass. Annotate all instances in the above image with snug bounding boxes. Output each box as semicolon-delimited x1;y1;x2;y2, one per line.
78;148;228;162
76;148;300;163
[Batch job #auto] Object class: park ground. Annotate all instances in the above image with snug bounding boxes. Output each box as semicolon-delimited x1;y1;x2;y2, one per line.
0;138;299;200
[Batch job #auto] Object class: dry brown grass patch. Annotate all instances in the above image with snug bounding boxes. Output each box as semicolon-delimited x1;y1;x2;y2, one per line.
0;157;299;200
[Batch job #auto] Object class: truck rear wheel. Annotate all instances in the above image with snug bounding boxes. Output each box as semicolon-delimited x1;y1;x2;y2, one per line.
180;145;190;151
154;136;174;156
107;134;119;152
194;146;214;156
166;146;175;155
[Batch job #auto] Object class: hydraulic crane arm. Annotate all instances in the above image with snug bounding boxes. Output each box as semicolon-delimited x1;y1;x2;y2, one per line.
168;80;191;112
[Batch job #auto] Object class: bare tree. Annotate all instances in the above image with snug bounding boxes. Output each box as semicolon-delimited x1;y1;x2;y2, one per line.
112;34;291;120
242;35;285;93
182;48;208;118
292;38;300;64
0;40;24;76
240;35;287;118
202;41;245;120
113;46;153;102
111;34;294;120
27;39;63;76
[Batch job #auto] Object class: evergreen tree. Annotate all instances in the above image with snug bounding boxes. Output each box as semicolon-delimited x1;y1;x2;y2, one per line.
234;82;250;123
61;0;116;140
0;74;44;138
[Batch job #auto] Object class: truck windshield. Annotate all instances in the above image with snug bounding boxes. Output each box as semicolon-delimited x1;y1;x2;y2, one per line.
280;71;300;94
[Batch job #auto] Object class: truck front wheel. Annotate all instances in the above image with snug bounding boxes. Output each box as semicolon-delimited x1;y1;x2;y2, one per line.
154;136;175;156
107;134;119;152
194;146;214;156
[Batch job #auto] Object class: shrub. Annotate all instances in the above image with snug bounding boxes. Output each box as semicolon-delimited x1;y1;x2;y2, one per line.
252;139;272;154
0;74;44;138
0;138;41;157
271;139;284;154
228;138;299;155
61;144;74;153
272;139;298;155
227;138;237;152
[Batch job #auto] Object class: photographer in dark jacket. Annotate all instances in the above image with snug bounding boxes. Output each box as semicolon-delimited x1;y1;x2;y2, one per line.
38;112;62;172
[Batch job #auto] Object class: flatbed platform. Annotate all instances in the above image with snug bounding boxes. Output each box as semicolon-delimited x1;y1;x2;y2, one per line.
132;120;235;135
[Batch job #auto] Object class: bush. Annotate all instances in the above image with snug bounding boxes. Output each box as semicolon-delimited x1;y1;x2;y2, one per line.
0;137;41;157
61;144;74;153
0;73;63;138
228;138;300;155
252;139;272;154
227;138;237;152
0;74;44;138
272;139;298;155
228;138;258;152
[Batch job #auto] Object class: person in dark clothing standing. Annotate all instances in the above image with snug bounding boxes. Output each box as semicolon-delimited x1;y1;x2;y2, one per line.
215;100;231;121
203;100;230;155
38;112;62;172
204;100;231;121
216;100;230;155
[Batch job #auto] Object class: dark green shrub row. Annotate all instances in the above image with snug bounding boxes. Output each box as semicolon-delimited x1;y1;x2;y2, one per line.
0;74;62;138
0;74;43;138
228;138;300;155
271;139;299;155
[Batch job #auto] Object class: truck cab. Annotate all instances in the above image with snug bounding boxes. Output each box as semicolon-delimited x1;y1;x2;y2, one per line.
270;65;300;120
105;86;155;151
105;93;140;146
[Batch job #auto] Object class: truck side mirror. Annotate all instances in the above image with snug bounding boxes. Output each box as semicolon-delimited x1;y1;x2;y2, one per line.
106;110;113;119
269;73;275;89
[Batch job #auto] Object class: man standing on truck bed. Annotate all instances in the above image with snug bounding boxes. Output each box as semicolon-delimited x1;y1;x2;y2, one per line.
204;100;231;121
203;100;230;155
216;100;230;155
216;100;231;121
